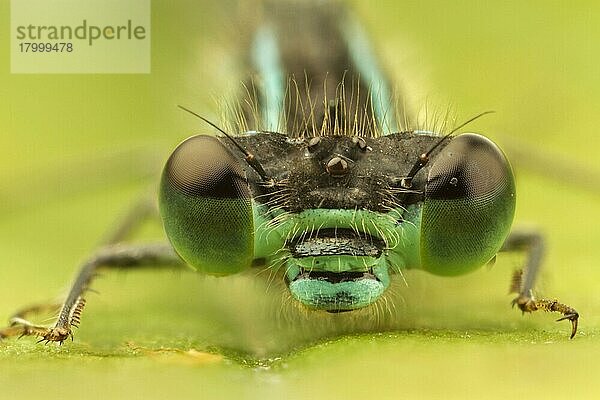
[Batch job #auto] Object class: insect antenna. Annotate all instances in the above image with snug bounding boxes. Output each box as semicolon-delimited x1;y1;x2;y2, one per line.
177;105;272;183
400;110;495;189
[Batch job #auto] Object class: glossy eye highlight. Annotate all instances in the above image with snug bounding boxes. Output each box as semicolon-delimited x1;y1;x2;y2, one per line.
159;135;254;275
420;133;516;276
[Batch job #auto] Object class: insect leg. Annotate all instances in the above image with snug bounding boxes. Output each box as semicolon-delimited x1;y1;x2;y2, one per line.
0;195;161;339
0;302;64;339
0;194;184;343
1;242;183;343
500;229;579;338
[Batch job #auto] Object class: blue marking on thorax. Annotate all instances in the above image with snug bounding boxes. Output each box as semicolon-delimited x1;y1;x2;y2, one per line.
252;25;285;131
340;13;398;134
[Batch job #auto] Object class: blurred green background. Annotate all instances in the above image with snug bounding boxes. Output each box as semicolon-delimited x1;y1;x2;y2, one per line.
1;0;599;399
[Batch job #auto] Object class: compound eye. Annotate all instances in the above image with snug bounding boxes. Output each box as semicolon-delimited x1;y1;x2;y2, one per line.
420;133;516;276
159;135;254;275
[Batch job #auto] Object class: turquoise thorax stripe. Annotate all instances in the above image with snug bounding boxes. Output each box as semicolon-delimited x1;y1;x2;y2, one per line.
251;10;397;134
251;25;285;132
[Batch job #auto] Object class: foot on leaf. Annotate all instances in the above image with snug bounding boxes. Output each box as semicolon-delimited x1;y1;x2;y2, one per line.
512;295;579;339
0;318;72;344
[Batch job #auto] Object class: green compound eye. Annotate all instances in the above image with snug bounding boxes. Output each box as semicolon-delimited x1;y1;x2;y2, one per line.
420;133;516;276
159;135;254;275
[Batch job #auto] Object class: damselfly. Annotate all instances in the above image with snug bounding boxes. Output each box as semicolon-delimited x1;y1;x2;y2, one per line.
0;0;578;345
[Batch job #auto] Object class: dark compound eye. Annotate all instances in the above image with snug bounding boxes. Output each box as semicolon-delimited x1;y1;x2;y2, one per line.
165;135;249;198
425;133;513;201
420;133;516;276
159;135;254;275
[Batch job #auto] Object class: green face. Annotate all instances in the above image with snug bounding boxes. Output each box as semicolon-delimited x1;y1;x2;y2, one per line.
159;132;515;312
255;208;414;311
